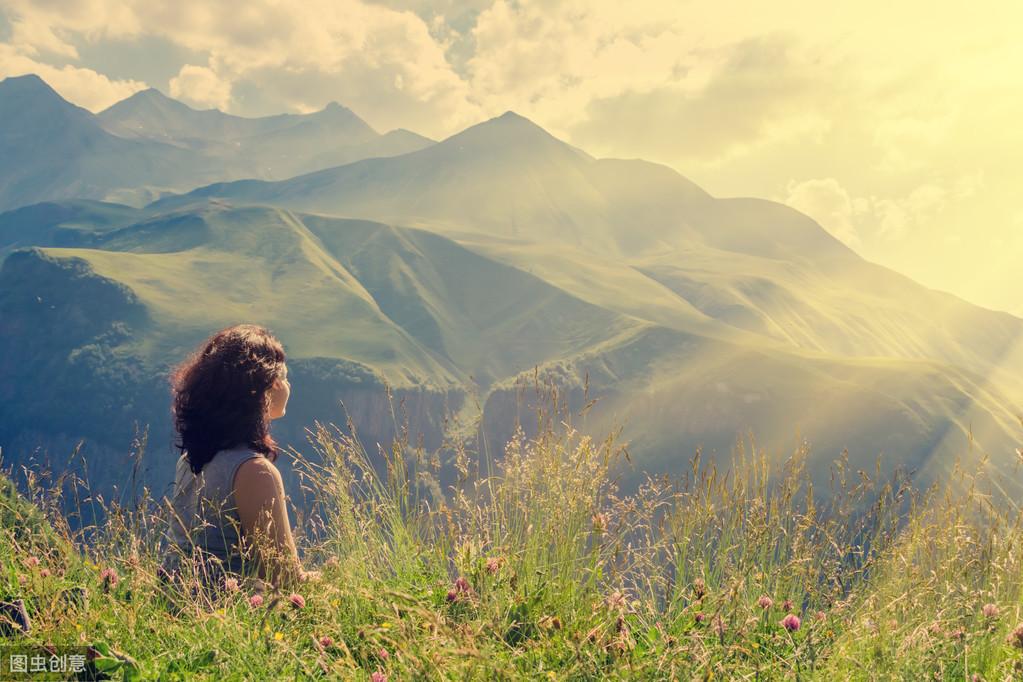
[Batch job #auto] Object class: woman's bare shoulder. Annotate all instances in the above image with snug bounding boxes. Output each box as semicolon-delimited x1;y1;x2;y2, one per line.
234;456;283;495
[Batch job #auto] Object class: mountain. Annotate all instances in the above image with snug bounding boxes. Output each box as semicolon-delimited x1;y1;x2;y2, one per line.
166;112;1023;392
0;75;434;213
1;101;1020;502
0;75;213;212
98;88;432;180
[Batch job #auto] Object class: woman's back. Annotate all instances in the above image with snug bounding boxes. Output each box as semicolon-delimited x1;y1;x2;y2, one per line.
165;447;261;580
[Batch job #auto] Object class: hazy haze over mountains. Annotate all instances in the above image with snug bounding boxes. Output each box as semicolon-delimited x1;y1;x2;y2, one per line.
1;74;1020;501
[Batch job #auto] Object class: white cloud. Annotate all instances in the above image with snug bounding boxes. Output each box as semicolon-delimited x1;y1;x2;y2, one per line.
4;0;141;58
0;44;146;111
169;63;231;110
128;0;479;133
0;0;479;135
783;178;862;247
782;177;968;249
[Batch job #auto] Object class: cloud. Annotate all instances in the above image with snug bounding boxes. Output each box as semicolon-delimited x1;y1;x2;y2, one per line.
0;44;146;110
783;178;862;247
127;0;478;132
0;0;480;135
169;63;231;110
3;0;141;58
567;35;834;165
467;0;704;130
782;177;965;250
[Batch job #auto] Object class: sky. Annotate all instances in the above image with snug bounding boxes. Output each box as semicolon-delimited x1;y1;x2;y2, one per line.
1;0;1020;315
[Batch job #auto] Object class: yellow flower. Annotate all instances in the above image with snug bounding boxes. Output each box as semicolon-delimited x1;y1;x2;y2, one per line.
263;624;271;633
380;622;391;630
751;642;759;650
274;632;284;642
331;599;340;608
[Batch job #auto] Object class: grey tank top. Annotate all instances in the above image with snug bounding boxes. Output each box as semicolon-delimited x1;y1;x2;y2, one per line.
165;447;262;577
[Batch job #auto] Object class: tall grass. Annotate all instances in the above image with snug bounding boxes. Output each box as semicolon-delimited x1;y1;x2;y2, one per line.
1;379;1022;679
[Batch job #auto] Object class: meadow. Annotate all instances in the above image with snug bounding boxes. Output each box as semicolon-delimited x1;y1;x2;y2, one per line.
2;383;1023;680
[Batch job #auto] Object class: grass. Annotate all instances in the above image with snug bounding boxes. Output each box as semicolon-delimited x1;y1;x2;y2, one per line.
2;381;1023;680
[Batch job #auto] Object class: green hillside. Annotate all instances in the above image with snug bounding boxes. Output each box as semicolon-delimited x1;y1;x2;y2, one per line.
1;99;1020;502
2;198;1020;499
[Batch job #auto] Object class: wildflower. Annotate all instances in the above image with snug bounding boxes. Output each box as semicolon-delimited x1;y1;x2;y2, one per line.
693;578;706;599
606;591;627;610
982;603;1000;618
249;594;264;608
592;512;608;533
928;622;943;637
224;577;239;593
485;557;502;575
781;614;801;632
948;627;966;641
39;568;51;578
782;599;793;613
17;575;27;586
539;615;563;630
289;593;306;609
757;595;773;610
25;556;40;567
371;672;387;682
1007;624;1023;649
694;612;705;624
319;636;334;648
99;567;119;590
377;647;389;660
447;576;474;603
273;632;284;642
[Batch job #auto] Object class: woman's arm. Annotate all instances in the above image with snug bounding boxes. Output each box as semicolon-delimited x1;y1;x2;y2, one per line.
233;456;314;587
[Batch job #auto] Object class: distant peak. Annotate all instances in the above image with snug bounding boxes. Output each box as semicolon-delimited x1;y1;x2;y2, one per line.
0;73;84;114
100;86;196;116
0;73;59;96
134;87;171;100
3;73;45;85
316;101;362;120
487;110;546;132
118;88;177;106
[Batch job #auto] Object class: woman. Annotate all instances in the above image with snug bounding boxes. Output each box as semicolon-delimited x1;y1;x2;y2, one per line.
162;324;318;594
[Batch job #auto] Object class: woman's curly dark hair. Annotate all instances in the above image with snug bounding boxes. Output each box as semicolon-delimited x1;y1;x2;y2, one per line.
171;324;286;474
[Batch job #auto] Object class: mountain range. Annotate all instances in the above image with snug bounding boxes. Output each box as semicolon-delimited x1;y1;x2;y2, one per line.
0;74;431;212
0;74;1020;501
